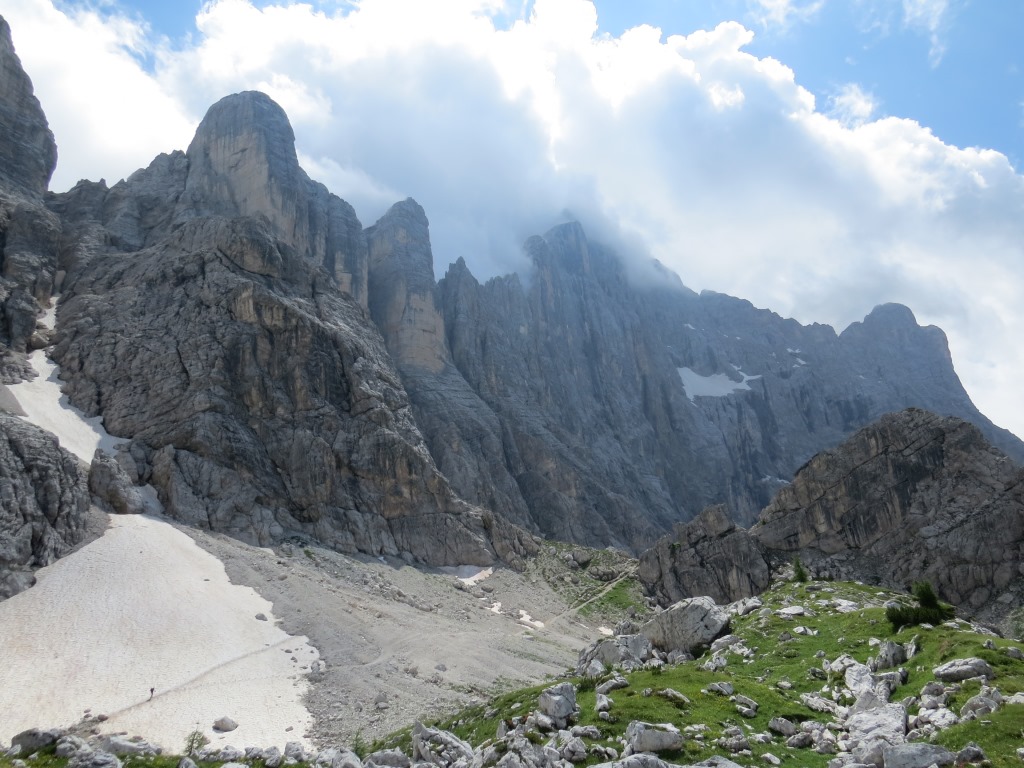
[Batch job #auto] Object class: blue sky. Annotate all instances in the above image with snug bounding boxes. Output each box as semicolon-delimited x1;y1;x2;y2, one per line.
7;0;1024;439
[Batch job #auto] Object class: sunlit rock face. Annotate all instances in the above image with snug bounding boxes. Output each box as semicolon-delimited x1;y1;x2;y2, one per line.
42;90;534;569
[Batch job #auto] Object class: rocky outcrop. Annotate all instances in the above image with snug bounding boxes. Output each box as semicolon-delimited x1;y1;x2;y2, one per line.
0;16;56;199
0;14;60;373
638;505;770;606
0;412;90;598
639;409;1024;623
638;596;730;655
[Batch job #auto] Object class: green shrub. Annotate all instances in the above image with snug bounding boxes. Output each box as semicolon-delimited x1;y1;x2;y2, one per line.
913;581;940;609
793;557;808;583
886;604;951;631
183;727;208;757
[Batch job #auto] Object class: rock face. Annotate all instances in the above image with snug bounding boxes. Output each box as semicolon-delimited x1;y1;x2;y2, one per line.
0;17;55;199
0;15;60;374
637;505;770;606
0;412;90;598
379;219;1024;551
640;409;1024;623
46;92;532;567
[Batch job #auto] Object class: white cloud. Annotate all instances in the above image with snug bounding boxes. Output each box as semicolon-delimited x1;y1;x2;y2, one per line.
748;0;825;31
828;83;878;127
901;0;951;66
4;0;1024;440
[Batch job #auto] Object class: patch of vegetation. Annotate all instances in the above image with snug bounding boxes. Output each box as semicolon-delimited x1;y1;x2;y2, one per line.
792;556;808;582
576;577;646;620
183;726;208;757
886;580;954;631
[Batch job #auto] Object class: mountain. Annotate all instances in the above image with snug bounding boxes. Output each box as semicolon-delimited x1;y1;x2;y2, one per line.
0;11;1021;590
384;218;1023;550
639;408;1024;630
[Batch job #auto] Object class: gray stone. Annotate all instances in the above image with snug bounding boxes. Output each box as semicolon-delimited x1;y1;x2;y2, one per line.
639;596;729;654
767;717;796;737
933;658;994;682
880;743;955;768
537;682;577;728
411;722;474;767
623;721;683;754
68;749;121;768
11;728;64;753
212;716;238;732
364;749;405;768
92;736;160;756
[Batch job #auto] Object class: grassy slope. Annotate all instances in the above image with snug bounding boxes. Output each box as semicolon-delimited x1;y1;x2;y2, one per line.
389;579;1024;767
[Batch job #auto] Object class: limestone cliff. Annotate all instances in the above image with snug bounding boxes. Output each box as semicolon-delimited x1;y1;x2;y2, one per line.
380;218;1023;551
0;15;60;375
640;408;1024;624
45;93;534;567
0;412;90;598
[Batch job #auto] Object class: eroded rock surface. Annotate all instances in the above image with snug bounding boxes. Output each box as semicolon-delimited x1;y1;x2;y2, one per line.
640;409;1024;624
0;412;90;598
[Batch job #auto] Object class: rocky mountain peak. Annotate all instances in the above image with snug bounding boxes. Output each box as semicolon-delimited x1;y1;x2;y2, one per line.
180;90;300;223
0;16;56;198
366;197;449;373
168;90;370;304
529;221;592;275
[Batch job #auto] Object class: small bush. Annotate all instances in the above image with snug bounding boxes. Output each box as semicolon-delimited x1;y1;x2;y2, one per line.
793;557;808;583
350;730;368;758
886;604;951;631
913;581;940;609
576;675;597;692
183;728;208;757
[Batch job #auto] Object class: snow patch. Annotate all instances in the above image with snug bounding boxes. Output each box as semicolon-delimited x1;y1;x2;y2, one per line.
677;366;762;402
518;610;544;629
0;514;318;751
440;565;493;585
8;348;123;463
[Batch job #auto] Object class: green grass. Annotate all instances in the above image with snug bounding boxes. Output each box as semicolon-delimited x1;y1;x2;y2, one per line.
406;579;1024;768
577;578;646;619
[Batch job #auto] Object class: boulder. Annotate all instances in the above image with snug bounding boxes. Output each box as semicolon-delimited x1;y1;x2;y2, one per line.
411;722;474;767
880;743;955;768
932;658;994;682
639;596;729;654
537;682;578;729
847;702;907;767
11;728;64;753
212;716;238;732
623;721;683;754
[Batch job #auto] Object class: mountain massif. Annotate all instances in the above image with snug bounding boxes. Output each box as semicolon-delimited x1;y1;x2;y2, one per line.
1;12;1022;614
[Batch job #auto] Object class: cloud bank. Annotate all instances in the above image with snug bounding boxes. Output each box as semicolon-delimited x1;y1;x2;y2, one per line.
4;0;1023;438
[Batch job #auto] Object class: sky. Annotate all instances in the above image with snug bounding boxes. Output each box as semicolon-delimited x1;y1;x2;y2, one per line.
3;0;1022;439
